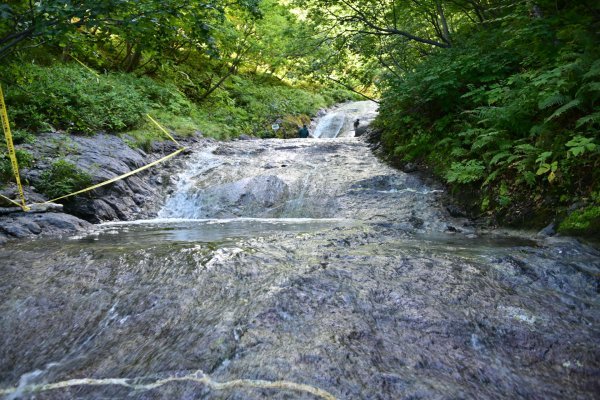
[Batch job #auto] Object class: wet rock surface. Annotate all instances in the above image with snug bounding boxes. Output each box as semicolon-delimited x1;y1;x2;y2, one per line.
0;212;91;243
0;132;207;240
158;137;457;233
0;223;598;399
1;103;599;399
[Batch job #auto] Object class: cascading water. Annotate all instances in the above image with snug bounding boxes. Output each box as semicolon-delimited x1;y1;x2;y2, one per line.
312;112;345;138
1;101;599;400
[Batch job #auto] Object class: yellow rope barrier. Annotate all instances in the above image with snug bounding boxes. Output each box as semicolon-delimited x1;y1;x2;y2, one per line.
70;54;100;77
147;114;182;147
0;192;23;208
30;114;186;205
1;63;186;211
32;147;186;205
0;84;29;211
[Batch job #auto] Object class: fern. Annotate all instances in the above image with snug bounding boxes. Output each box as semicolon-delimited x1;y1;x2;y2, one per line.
587;82;600;92
575;111;600;128
514;143;537;153
450;147;469;157
538;92;567;110
583;60;600;80
472;130;501;150
546;99;581;121
446;160;486;184
482;169;500;187
489;151;510;165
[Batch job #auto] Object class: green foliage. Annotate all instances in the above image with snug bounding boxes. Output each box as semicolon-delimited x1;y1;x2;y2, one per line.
565;135;597;158
558;206;600;236
35;159;92;200
0;0;258;65
5;63;148;133
0;149;33;182
376;2;600;227
446;160;485;184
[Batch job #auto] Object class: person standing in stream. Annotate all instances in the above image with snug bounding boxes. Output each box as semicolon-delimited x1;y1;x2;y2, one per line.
297;124;309;138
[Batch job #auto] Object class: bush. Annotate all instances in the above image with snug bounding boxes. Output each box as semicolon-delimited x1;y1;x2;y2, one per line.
2;59;347;141
4;63;146;132
558;206;600;236
0;149;33;182
375;5;600;227
36;159;92;200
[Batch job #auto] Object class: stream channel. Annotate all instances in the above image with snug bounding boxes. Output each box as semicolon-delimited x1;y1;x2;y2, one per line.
1;101;599;399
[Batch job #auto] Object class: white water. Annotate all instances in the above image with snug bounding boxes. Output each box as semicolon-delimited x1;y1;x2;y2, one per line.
312;112;345;138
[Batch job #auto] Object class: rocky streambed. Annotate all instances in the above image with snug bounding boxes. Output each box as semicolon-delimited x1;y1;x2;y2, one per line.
0;131;207;243
0;102;599;399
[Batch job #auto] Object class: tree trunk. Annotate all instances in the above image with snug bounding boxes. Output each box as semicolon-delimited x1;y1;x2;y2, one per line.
436;0;452;45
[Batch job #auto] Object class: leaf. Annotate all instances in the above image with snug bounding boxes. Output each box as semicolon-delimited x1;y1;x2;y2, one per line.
566;135;596;158
535;151;553;164
546;99;580;121
446;160;486;184
583;60;600;80
482;169;500;187
490;151;510;165
521;171;536;187
538;92;567;110
514;143;536;153
575;112;600;128
536;164;550;175
586;82;600;92
472;130;500;150
569;146;584;157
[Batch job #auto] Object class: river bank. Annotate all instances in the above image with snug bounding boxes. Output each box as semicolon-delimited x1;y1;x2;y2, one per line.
0;130;212;243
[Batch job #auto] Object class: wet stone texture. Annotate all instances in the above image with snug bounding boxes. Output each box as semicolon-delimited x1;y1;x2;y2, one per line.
1;103;599;399
0;226;598;399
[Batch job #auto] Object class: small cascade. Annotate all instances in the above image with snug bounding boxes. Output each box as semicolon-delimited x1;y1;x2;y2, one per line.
312;112;345;138
156;101;380;221
157;146;221;219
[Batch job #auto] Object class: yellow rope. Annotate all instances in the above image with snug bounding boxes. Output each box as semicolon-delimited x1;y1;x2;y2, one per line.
30;147;186;205
0;84;29;211
1;65;185;211
147;114;182;147
70;54;100;77
0;192;23;208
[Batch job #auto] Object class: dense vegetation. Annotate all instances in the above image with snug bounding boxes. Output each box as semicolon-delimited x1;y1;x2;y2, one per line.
1;0;598;234
375;1;599;234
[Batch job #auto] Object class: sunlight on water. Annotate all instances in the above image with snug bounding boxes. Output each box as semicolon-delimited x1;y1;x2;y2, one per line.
90;218;357;244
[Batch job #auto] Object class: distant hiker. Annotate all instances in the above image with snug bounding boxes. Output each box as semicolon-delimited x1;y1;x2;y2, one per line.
354;119;360;130
298;124;309;138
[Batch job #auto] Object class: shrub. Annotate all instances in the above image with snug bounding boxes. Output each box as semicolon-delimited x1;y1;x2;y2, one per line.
0;149;33;182
558;206;600;236
5;63;146;133
375;6;600;227
36;159;92;200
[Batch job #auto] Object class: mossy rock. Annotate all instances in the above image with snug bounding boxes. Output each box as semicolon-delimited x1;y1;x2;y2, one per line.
558;206;600;236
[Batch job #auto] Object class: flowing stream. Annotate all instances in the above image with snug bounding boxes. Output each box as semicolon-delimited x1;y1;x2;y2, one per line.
1;101;599;399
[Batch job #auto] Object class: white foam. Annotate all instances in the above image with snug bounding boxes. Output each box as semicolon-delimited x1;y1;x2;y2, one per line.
100;217;353;227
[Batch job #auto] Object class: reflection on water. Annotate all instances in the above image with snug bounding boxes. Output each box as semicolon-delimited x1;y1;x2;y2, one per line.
92;218;356;244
